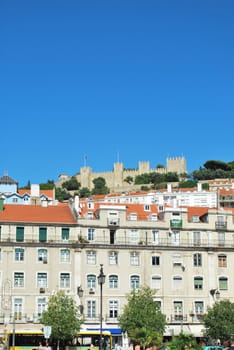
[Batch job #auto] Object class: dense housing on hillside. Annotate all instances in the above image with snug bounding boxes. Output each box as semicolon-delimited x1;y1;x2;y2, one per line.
1;173;234;344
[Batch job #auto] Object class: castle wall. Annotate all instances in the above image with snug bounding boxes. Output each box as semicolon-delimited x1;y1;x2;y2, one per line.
58;157;187;192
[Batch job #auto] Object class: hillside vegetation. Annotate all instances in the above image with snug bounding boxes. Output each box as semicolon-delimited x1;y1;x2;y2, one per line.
20;160;234;201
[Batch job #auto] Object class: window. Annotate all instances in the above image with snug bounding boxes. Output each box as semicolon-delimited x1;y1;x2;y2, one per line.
60;273;70;288
149;214;157;221
87;300;96;318
37;297;47;317
193;253;202;267
109;275;118;289
109;251;118;265
86;212;94;219
61;228;69;241
152;275;161;289
218;254;227;267
87;251;96;265
87;228;95;241
60;249;70;263
173;253;182;266
194;276;203;290
14;272;24;288
108;212;119;225
193;231;201;246
155;300;162;311
152;255;160;266
130;229;138;243
192;216;200;223
130;275;140;289
87;274;96;289
174;301;183;320
172;231;180;245
173;275;183;289
144;205;150;211
15;248;24;261
87;202;94;209
219;276;228;290
130;252;139;266
218;232;225;246
195;301;204;315
38;249;47;262
129;213;137;221
39;227;47;242
37;273;47;288
152;230;159;245
14;297;23;320
16;227;24;242
109;300;118;319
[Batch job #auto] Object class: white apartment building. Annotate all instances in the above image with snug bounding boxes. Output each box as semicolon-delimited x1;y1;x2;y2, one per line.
0;195;234;344
100;183;218;208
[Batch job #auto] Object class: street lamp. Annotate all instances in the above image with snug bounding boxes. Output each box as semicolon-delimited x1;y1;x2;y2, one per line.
210;288;220;300
77;286;84;314
98;264;106;350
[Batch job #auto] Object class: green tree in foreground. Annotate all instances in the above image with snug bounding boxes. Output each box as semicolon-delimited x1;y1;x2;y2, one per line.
203;299;234;342
40;291;82;350
118;286;166;349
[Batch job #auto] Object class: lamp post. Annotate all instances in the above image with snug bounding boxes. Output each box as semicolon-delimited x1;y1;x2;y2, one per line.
210;288;220;301
210;289;220;303
98;264;106;350
77;286;84;315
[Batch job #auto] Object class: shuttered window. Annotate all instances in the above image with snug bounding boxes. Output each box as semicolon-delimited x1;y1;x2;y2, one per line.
39;227;47;242
62;228;69;240
16;227;24;242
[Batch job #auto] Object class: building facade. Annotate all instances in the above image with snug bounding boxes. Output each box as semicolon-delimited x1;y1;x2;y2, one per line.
0;192;234;343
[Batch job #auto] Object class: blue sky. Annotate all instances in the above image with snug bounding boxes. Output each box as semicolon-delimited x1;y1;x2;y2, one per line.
1;0;234;187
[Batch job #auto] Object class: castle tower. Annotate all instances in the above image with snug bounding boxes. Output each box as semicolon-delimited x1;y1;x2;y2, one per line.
113;163;124;188
138;161;150;174
80;167;92;189
166;157;187;174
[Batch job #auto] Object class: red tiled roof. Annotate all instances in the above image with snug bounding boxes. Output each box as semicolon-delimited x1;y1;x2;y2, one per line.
78;200;159;220
0;204;77;224
18;189;54;198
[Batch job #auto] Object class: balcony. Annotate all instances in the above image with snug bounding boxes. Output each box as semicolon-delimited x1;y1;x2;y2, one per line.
190;313;204;322
170;219;182;228
170;314;187;323
10;312;27;322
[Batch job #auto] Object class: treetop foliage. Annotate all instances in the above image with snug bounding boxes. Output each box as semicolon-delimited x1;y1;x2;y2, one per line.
118;286;166;348
203;299;234;342
40;291;82;342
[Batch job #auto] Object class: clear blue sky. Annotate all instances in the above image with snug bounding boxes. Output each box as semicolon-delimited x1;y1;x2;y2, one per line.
1;0;234;187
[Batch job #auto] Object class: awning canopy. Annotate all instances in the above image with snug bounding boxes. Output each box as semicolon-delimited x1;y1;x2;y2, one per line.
87;328;122;335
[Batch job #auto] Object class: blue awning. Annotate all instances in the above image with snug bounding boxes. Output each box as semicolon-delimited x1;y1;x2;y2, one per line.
87;328;122;335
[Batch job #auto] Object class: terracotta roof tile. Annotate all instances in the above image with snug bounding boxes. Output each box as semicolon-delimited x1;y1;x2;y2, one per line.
0;203;77;224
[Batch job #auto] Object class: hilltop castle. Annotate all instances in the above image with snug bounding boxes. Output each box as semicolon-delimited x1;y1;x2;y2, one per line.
58;156;187;192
